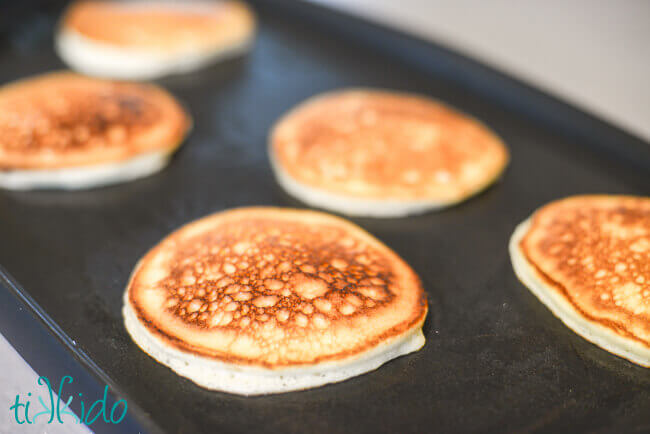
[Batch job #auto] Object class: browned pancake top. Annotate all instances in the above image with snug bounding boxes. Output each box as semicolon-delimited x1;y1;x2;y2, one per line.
127;207;427;367
521;195;650;347
0;72;189;169
63;0;255;51
271;90;509;200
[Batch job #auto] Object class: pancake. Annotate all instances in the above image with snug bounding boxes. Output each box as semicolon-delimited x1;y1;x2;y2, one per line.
269;89;509;217
124;207;427;394
0;72;190;190
56;0;256;79
510;195;650;367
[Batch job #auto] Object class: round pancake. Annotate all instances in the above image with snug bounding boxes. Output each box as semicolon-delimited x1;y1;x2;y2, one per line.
0;72;190;189
124;207;427;394
510;195;650;367
57;0;256;79
269;89;509;217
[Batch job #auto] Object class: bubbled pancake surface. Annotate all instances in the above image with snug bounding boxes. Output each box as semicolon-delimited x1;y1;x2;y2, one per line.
520;195;650;350
0;72;189;169
271;89;509;202
62;0;255;53
126;207;427;368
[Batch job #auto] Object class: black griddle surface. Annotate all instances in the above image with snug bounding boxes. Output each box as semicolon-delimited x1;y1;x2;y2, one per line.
0;2;649;433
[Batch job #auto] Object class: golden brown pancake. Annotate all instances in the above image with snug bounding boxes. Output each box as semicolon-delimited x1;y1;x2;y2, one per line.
510;195;650;367
57;1;256;79
0;72;189;189
269;89;509;217
124;207;427;394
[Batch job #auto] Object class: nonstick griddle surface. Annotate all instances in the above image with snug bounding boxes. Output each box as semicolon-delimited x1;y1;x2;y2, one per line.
1;2;649;433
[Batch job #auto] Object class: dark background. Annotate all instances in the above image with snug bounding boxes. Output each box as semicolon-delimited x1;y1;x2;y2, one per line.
0;0;66;45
